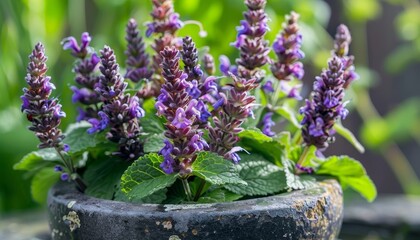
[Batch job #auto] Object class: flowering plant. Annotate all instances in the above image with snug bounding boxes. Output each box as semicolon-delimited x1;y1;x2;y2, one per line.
16;0;376;204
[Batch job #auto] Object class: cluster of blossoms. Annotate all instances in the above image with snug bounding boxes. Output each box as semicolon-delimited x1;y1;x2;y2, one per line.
62;33;101;122
300;57;347;149
91;46;145;160
260;11;305;137
21;43;67;150
139;0;183;98
208;73;258;163
21;43;85;185
300;25;356;152
155;47;208;175
233;0;270;81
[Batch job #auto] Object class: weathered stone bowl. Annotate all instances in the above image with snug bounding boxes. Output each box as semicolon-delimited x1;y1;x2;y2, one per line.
48;180;343;240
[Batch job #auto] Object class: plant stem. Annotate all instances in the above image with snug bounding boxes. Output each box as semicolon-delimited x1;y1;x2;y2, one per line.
181;178;193;202
54;147;87;193
295;146;310;174
193;178;206;202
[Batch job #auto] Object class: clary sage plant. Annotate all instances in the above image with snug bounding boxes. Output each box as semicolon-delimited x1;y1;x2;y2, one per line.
16;0;376;204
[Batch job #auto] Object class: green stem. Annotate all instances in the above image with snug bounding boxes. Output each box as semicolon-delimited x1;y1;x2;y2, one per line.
181;178;193;202
55;147;87;193
295;146;310;174
193;178;206;202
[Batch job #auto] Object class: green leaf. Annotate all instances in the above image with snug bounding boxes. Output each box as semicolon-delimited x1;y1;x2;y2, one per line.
224;153;287;196
114;187;167;204
275;105;301;128
197;188;242;203
191;152;247;186
14;148;60;171
63;122;108;155
83;156;130;199
239;129;290;166
141;99;165;134
334;123;365;153
143;133;165;153
238;128;273;142
31;167;60;204
120;153;177;200
282;157;316;190
317;156;377;202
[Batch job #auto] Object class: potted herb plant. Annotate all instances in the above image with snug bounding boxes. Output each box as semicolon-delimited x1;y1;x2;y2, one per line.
15;0;376;239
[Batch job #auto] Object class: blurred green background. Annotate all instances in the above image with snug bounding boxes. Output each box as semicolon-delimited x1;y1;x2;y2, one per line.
1;0;420;213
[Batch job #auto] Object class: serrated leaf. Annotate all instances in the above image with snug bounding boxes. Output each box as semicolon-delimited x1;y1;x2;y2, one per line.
224;153;287;196
239;129;290;166
120;153;177;200
31;167;60;204
63;122;107;155
275;105;301;128
282;157;316;190
191;152;247;186
143;133;165;153
317;156;377;202
114;187;167;204
334;122;365;153
84;156;130;199
14;148;60;171
197;188;242;203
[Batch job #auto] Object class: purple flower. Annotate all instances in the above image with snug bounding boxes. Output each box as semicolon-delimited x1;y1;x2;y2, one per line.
333;24;358;89
157;47;208;175
172;108;193;129
21;43;66;150
261;112;275;137
60;172;70;181
209;73;258;163
125;18;153;83
300;57;346;149
61;32;91;58
87;111;109;134
262;80;274;93
234;0;270;79
54;165;63;172
187;80;201;99
271;12;305;81
295;164;314;174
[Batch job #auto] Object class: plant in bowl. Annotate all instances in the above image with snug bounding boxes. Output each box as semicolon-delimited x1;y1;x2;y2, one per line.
16;0;376;239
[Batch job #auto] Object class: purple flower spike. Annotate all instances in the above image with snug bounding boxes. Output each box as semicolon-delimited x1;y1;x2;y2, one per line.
300;57;346;149
333;24;358;89
63;32;101;122
261;112;276;137
157;47;208;175
92;46;144;160
125;18;153;83
271;12;305;81
139;0;184;99
21;43;66;150
209;73;258;163
234;0;270;80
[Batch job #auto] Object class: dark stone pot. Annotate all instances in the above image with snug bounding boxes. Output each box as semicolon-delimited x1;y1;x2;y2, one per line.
47;180;343;240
